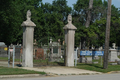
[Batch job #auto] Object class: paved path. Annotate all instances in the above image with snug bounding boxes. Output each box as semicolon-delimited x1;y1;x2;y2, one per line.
0;61;9;67
0;61;102;78
21;66;102;75
0;61;19;68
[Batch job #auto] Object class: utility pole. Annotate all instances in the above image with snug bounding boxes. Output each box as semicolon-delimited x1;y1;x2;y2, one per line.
103;0;112;69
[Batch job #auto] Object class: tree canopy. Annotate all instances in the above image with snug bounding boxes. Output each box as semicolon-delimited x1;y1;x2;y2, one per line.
0;0;120;48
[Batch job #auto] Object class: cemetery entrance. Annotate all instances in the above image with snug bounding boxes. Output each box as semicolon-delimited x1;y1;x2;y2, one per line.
33;38;65;67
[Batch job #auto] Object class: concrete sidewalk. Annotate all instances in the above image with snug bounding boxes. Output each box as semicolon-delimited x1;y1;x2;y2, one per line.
21;66;102;75
0;61;102;78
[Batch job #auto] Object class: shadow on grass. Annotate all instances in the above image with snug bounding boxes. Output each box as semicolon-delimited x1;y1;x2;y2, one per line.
77;63;103;69
55;62;65;66
33;62;65;67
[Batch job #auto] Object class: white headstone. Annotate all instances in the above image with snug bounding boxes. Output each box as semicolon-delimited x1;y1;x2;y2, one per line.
108;49;120;62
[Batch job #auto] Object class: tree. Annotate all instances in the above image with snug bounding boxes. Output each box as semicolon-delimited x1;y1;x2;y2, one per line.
73;0;111;48
103;0;112;69
36;0;72;45
73;0;89;26
0;0;42;45
52;0;72;24
0;0;23;45
109;5;120;46
0;0;119;50
85;0;93;28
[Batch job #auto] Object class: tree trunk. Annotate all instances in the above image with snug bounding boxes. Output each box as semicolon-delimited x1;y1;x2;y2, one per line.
85;0;93;28
103;0;112;69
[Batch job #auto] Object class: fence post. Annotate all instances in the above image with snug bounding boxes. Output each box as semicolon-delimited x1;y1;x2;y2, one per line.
8;46;10;67
13;45;15;68
74;48;78;67
101;56;102;66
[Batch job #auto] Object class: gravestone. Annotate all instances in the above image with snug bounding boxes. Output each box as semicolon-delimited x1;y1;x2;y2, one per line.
86;57;92;63
108;43;120;62
108;49;120;62
35;48;44;59
118;52;120;56
63;14;77;66
93;62;98;64
0;45;7;57
21;10;36;67
110;63;117;65
0;42;7;57
0;42;5;46
49;41;61;62
41;38;62;62
117;61;120;65
80;57;86;63
93;56;99;60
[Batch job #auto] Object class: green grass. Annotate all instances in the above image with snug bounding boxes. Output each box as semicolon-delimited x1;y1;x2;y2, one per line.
33;58;65;66
76;63;120;73
1;57;120;73
33;59;48;64
0;57;8;61
0;66;46;75
0;57;21;62
76;56;120;73
33;59;64;66
0;57;63;66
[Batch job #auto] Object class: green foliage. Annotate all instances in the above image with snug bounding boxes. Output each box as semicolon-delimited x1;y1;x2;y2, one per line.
73;0;120;48
0;0;120;48
0;0;42;45
35;0;71;45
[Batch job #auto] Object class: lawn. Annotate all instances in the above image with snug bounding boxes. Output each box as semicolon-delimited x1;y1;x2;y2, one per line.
33;59;64;66
76;63;120;73
0;66;46;75
0;57;63;66
1;57;120;73
76;56;120;73
0;57;21;62
0;57;8;61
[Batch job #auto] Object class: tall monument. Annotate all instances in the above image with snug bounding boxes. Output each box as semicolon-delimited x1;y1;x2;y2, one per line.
63;14;77;66
21;10;36;67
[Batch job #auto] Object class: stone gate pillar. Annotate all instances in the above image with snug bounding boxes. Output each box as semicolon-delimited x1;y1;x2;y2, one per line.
63;14;77;66
21;10;36;67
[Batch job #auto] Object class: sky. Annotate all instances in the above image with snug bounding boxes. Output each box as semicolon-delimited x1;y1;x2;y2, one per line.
42;0;120;8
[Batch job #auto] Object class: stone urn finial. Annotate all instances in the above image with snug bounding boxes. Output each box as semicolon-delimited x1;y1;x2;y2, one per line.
50;38;52;43
68;14;72;23
27;10;31;21
63;14;77;30
21;10;36;27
